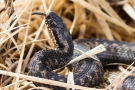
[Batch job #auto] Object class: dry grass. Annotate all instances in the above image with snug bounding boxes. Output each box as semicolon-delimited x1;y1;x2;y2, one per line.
0;0;135;90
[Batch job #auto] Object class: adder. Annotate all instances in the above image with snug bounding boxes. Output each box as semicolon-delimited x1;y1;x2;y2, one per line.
29;12;135;90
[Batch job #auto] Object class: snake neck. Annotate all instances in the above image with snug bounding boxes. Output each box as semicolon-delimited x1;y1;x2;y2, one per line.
47;26;74;69
53;24;74;51
43;12;74;69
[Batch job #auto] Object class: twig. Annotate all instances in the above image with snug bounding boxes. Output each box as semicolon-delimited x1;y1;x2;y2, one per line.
14;0;34;89
2;79;25;89
74;48;99;61
106;62;135;89
113;67;135;90
67;44;105;65
0;70;103;90
22;18;45;73
5;0;19;47
71;0;135;34
55;44;106;72
47;0;56;13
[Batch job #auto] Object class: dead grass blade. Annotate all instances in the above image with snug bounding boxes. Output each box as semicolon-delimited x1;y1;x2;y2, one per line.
0;70;103;90
71;0;135;34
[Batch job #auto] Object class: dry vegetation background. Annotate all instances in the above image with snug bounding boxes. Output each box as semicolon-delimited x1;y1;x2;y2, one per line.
0;0;135;90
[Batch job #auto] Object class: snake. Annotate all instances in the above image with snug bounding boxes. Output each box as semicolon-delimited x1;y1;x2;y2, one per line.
28;12;135;90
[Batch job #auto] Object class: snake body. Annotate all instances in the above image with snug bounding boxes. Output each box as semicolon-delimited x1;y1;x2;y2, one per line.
29;12;135;90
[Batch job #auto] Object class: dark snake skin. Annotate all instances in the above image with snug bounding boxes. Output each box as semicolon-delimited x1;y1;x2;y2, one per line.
29;12;135;90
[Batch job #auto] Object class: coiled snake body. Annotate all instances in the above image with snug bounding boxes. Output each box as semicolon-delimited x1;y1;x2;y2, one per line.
29;12;135;90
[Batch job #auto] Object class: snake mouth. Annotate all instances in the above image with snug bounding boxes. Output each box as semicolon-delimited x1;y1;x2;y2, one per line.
31;12;58;48
31;12;60;49
45;22;58;49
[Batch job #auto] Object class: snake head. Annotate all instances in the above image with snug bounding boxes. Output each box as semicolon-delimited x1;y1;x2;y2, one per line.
31;11;72;49
45;12;63;30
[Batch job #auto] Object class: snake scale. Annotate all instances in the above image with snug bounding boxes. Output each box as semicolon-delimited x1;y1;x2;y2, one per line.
29;12;135;90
